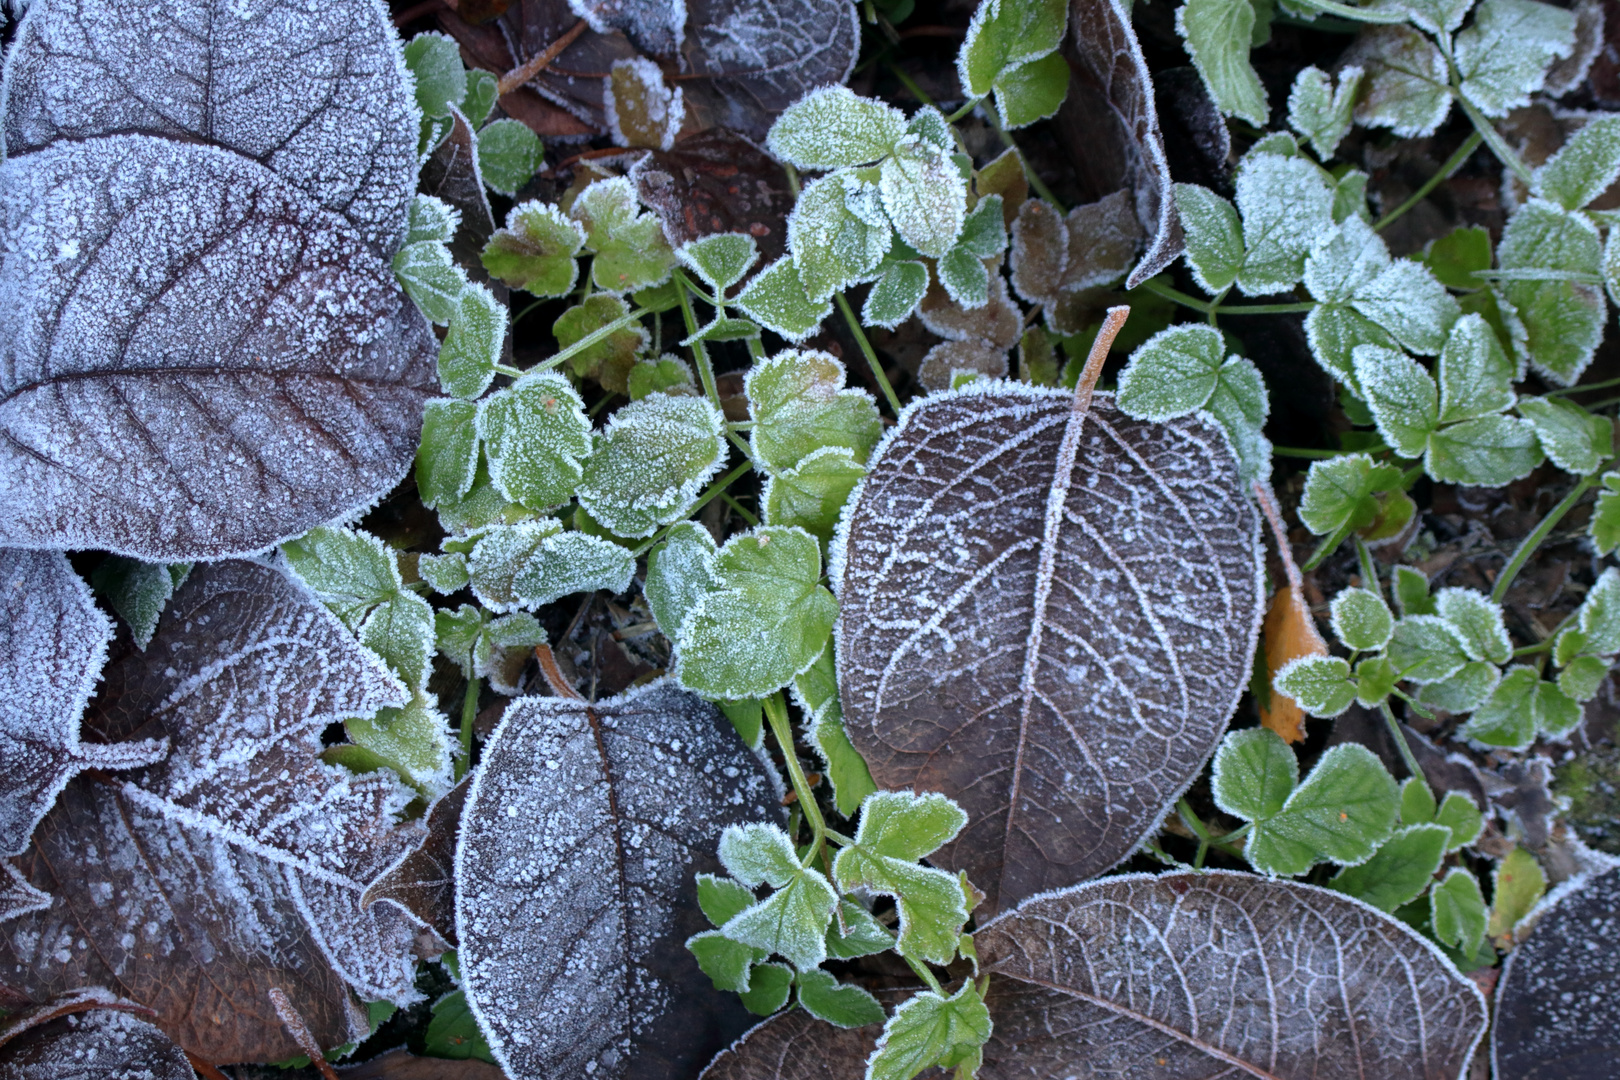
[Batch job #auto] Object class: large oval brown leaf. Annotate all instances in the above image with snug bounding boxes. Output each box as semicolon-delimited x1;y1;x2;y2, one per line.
456;679;781;1080
704;872;1487;1080
0;0;435;561
1492;866;1620;1079
832;382;1263;913
0;1005;193;1080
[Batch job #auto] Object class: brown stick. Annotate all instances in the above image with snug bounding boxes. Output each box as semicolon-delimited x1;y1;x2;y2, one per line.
1071;305;1130;417
535;643;586;701
1252;480;1304;594
184;1053;232;1080
498;18;590;96
267;989;338;1080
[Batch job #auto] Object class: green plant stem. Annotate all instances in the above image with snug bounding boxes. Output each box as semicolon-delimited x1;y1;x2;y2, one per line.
1272;444;1389;459
1287;0;1406;20
1491;474;1599;602
1374;130;1484;231
903;954;946;995
765;693;826;861
834;292;904;416
1355;535;1381;598
1454;92;1534;187
944;95;984;123
1177;799;1245;867
720;491;759;525
1549;375;1620;398
1137;277;1314;316
1379;701;1430;792
456;677;479;781
527;304;655;376
1205;285;1232;325
675;275;755;463
629;461;752;557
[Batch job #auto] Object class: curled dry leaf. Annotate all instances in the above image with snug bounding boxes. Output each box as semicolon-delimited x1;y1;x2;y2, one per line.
423;107;502;287
0;561;423;1063
705;872;1485;1079
917;341;1012;392
0;550;165;858
456;679;781;1080
363;775;471;948
1492;866;1620;1080
833;382;1263;912
632;128;797;265
1056;0;1183;286
0;0;435;561
0;1004;192;1080
1258;585;1328;743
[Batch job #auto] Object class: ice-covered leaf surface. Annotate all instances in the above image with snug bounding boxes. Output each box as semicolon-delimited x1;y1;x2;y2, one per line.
1343;26;1451;138
1453;0;1576;118
456;679;780;1080
463;520;635;612
0;1006;193;1080
578;394;728;539
0;549;165;857
974;872;1488;1079
1176;0;1267;126
833;383;1263;912
0;561;423;1062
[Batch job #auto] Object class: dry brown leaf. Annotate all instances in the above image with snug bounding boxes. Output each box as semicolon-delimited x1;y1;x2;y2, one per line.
1258;585;1328;744
917;340;1011;391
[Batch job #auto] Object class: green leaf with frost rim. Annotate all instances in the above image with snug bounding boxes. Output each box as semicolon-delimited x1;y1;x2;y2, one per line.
476;372;591;510
1117;325;1226;420
1453;0;1576;118
481;201;585;297
746;350;883;474
1328;823;1447;912
406;195;460;246
1431;868;1487;959
1438;314;1516;423
438;283;503;400
716;822;837;972
394;240;468;325
404;33;467;120
796;969;886;1029
1345;25;1451;138
992;51;1071;128
1433;587;1511;664
1211;727;1298;822
570;176;675;293
1331;587;1394;651
416;398;480;508
863;260;930;328
686;930;764;993
1288;65;1362;160
644;521;717;639
791;640;878;818
1234;151;1336;295
1387;614;1472;683
763;447;866;538
675;526;839;700
576;394;727;539
464;520;635;613
831;791;969;966
1175;183;1244;294
1518;396;1611;475
880;136;967;258
1352;345;1437;458
476;118;543;197
1497;200;1605;385
1177;0;1268;126
1274;655;1357;717
788;172;893;302
735;257;832;342
1244;744;1400;876
1297;453;1402;535
1534;116;1620;211
867;981;993;1080
1425;415;1543;487
766;86;909;169
957;0;1067;98
678;233;760;293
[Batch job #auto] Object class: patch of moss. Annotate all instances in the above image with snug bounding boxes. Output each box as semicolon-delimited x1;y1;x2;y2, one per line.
1554;744;1620;855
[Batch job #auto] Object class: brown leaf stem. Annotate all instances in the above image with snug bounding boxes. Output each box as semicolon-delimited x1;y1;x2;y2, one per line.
1072;305;1130;417
497;18;590;96
268;988;339;1080
536;643;586;701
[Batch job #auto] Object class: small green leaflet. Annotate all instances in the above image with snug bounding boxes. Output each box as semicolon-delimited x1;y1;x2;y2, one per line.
1424;226;1493;291
1330;587;1394;651
476;372;592;510
1211;727;1298;822
644;521;718;639
481;201;586;298
1387;614;1472;683
1177;0;1268;127
957;0;1067;99
763;447;867;538
570;177;676;294
476;119;543;197
1593;473;1620;554
796;969;886;1029
1519;396;1611;475
1487;847;1545;944
433;605;545;691
1344;25;1450;138
863;259;931;328
745;350;884;474
89;557;190;652
576;394;727;538
1452;0;1576;118
395;240;467;326
825;898;894;960
736;257;833;342
765;86;908;170
554;293;649;392
1233;149;1336;296
1497;199;1605;385
627;355;697;399
938;195;1008;309
789;171;893;302
791;640;878;817
1230;741;1400;877
460;519;635;613
687;931;765;993
417;399;481;509
674;526;839;700
991;51;1070;128
1273;655;1357;717
739;963;794;1016
1328;823;1447;912
714;822;837;971
1438;313;1516;423
439;283;504;400
867;981;992;1080
404;32;466;120
346;689;454;794
1287;65;1362;160
831;791;970;966
1297;453;1404;536
880;134;967;258
1174;183;1244;294
462;68;497;128
1431;867;1488;960
405;195;460;246
1463;665;1579;748
678;233;761;294
1303;218;1459;367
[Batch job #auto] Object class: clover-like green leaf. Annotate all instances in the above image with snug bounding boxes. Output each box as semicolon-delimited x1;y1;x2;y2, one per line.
1274;655;1357;718
716;823;837;972
645;521;719;639
788;171;893;302
1387;614;1472;683
1211;727;1299;823
1177;0;1268;126
863;259;931;328
1328;823;1447;912
678;233;761;293
1344;25;1451;138
1593;475;1620;554
395;240;467;325
1519;396;1612;475
476;118;543;197
824;898;895;960
1243;744;1400;876
1353;345;1438;458
880;134;968;258
1173;184;1245;295
1330;586;1395;651
571;177;676;293
576;394;726;539
795;969;886;1029
1430;867;1488;960
1297;453;1404;535
1453;0;1576;118
1462;665;1579;747
462;519;635;612
765;86;909;170
867;981;992;1080
687;930;765;994
1558;565;1620;659
1288;65;1362;160
1234;149;1337;295
1497;198;1606;385
475;373;591;511
1434;587;1512;664
735;257;833;342
481;201;586;297
439;283;503;400
405;194;460;246
417;399;481;510
746;350;883;475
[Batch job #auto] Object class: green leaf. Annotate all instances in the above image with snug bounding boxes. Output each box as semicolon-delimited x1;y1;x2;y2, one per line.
439;283;504;400
1400;776;1438;826
406;195;460;246
1498;199;1605;385
763;447;867;538
553;293;649;394
1365;0;1472;33
717;823;838;971
1352;345;1438;458
1354;655;1398;707
1287;65;1361;160
419;552;469;594
476;118;543;196
747;350;884;474
678;233;760;293
1424;226;1494;292
576;394;726;538
796;969;886;1029
1297;453;1403;535
1177;0;1268;126
1234;150;1337;295
89;557;189;652
831;791;970;965
719;699;765;750
738;962;795;1016
1245;744;1400;876
1328;823;1448;912
571;177;676;293
824;899;895;959
1394;566;1434;617
1387;614;1472;683
735;257;833;343
993;51;1070;128
1462;665;1541;748
346;688;451;791
789;172;893;302
1304;304;1402;390
433;463;532;536
687;930;765;993
404;32;467;120
1211;727;1298;822
1563;566;1620;657
1416;659;1500;713
1453;0;1577;118
675;526;839;699
1487;847;1545;943
1434;587;1511;664
424;988;495;1064
1434;791;1484;851
645;521;718;638
1273;655;1356;717
1424;414;1544;486
864;260;931;328
627;355;697;400
464;519;635;612
1558;654;1610;702
463;68;497;128
481;201;586;297
698;873;759;927
357;591;437;690
881;135;968;258
433;604;485;675
1348;25;1451;138
417;398;481;509
1519;396;1612;475
1534;116;1620;210
282;526;401;629
1174;184;1245;294
958;0;1067;98
765;86;909;169
1593;483;1620;554
1205;355;1272;484
792;640;878;817
1437;313;1516;423
1430;867;1487;960
476;372;592;511
394;240;468;325
869;981;992;1080
1330;586;1395;651
1333;169;1371;224
1116;325;1225;419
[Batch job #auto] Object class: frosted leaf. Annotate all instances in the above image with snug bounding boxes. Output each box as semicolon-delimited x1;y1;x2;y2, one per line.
1454;0;1577;117
0;137;436;560
788;172;894;302
1062;192;1144;291
605;56;685;152
717;823;838;971
646;521;719;638
1434;586;1511;663
678;233;761;294
879;136;968;259
1366;0;1475;33
1519;396;1612;474
919;273;1022;350
1493;866;1620;1079
407;195;463;247
1234;150;1337;295
918;341;1012;392
629;354;699;400
939;250;991;312
0;861;49;924
1352;261;1460;357
1438;313;1517;422
88;558;190;653
420;553;470;595
1116;325;1226;420
1388;614;1473;684
1206;356;1272;484
745;350;883;475
1343;25;1452;138
555;293;651;394
992;51;1071;129
1305;304;1403;390
417;398;482;509
1427;415;1544;485
405;32;469;123
1352;345;1438;458
632;129;796;264
833;384;1263;911
958;0;1067;99
282;525;405;622
764;86;907;170
0;561;424;1061
0;550;165;858
477;372;593;510
571;177;677;294
791;640;877;817
0;1007;193;1079
1274;655;1357;717
577;395;728;538
1418;660;1501;713
1176;0;1268;126
1533;116;1620;211
1497;199;1606;385
676;526;839;700
476;119;545;198
1009;199;1069;307
2;0;418;253
863;260;930;331
1174;184;1244;294
763;446;867;539
1542;0;1606;95
456;679;780;1080
395;240;470;326
347;688;455;796
1288;65;1363;160
464;520;636;613
735;257;833;342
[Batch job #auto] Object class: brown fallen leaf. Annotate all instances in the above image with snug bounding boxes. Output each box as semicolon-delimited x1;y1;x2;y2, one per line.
338;1048;510;1080
1255;485;1327;744
632;127;797;265
0;1000;192;1080
364;775;470;948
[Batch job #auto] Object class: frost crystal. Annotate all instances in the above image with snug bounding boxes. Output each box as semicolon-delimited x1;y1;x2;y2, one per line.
578;394;728;538
464;520;635;612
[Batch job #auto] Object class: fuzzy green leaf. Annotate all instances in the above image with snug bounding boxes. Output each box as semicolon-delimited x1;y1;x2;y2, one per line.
1211;727;1299;822
577;395;726;538
746;350;884;474
1297;453;1403;535
698;873;759;928
1352;345;1437;458
404;33;466;120
824;899;895;960
717;823;837;971
1177;0;1268;126
419;552;469;594
1328;823;1448;912
439;283;503;400
766;87;909;169
796;969;886;1029
1534;116;1620;211
1434;587;1511;664
1498;199;1606;385
880;135;968;258
868;982;993;1080
406;194;460;246
1593;481;1620;554
1519;396;1612;475
1117;325;1226;419
738;963;795;1016
735;257;833;343
1175;184;1245;294
89;557;189;652
464;519;635;612
993;51;1071;128
1424;414;1544;486
477;118;543;196
789;172;893;302
792;640;879;817
958;0;1067;98
830;791;969;965
1394;566;1435;617
1437;313;1516;423
1274;655;1357;717
687;930;765;993
1558;654;1611;702
1430;868;1488;959
1347;25;1450;138
763;447;867;538
1288;65;1362;160
571;177;676;293
395;240;468;326
1488;847;1545;943
1424;226;1494;291
1434;792;1484;851
678;234;760;293
1245;744;1400;876
1331;586;1395;651
476;373;592;510
554;293;648;393
863;260;931;328
1453;0;1576;118
645;521;718;639
1234;150;1337;295
481;201;586;297
1387;614;1472;683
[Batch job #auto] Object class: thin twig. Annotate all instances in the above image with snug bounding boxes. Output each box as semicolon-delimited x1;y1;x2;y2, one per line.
535;643;586;701
497;18;590;96
1073;306;1130;413
1253;481;1304;595
185;1054;231;1080
268;989;339;1080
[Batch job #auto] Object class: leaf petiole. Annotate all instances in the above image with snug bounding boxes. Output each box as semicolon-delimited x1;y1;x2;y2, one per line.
763;692;827;864
628;460;752;557
1453;91;1534;187
1373;131;1483;232
1491;472;1601;602
835;292;905;416
530;305;655;375
456;676;479;781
